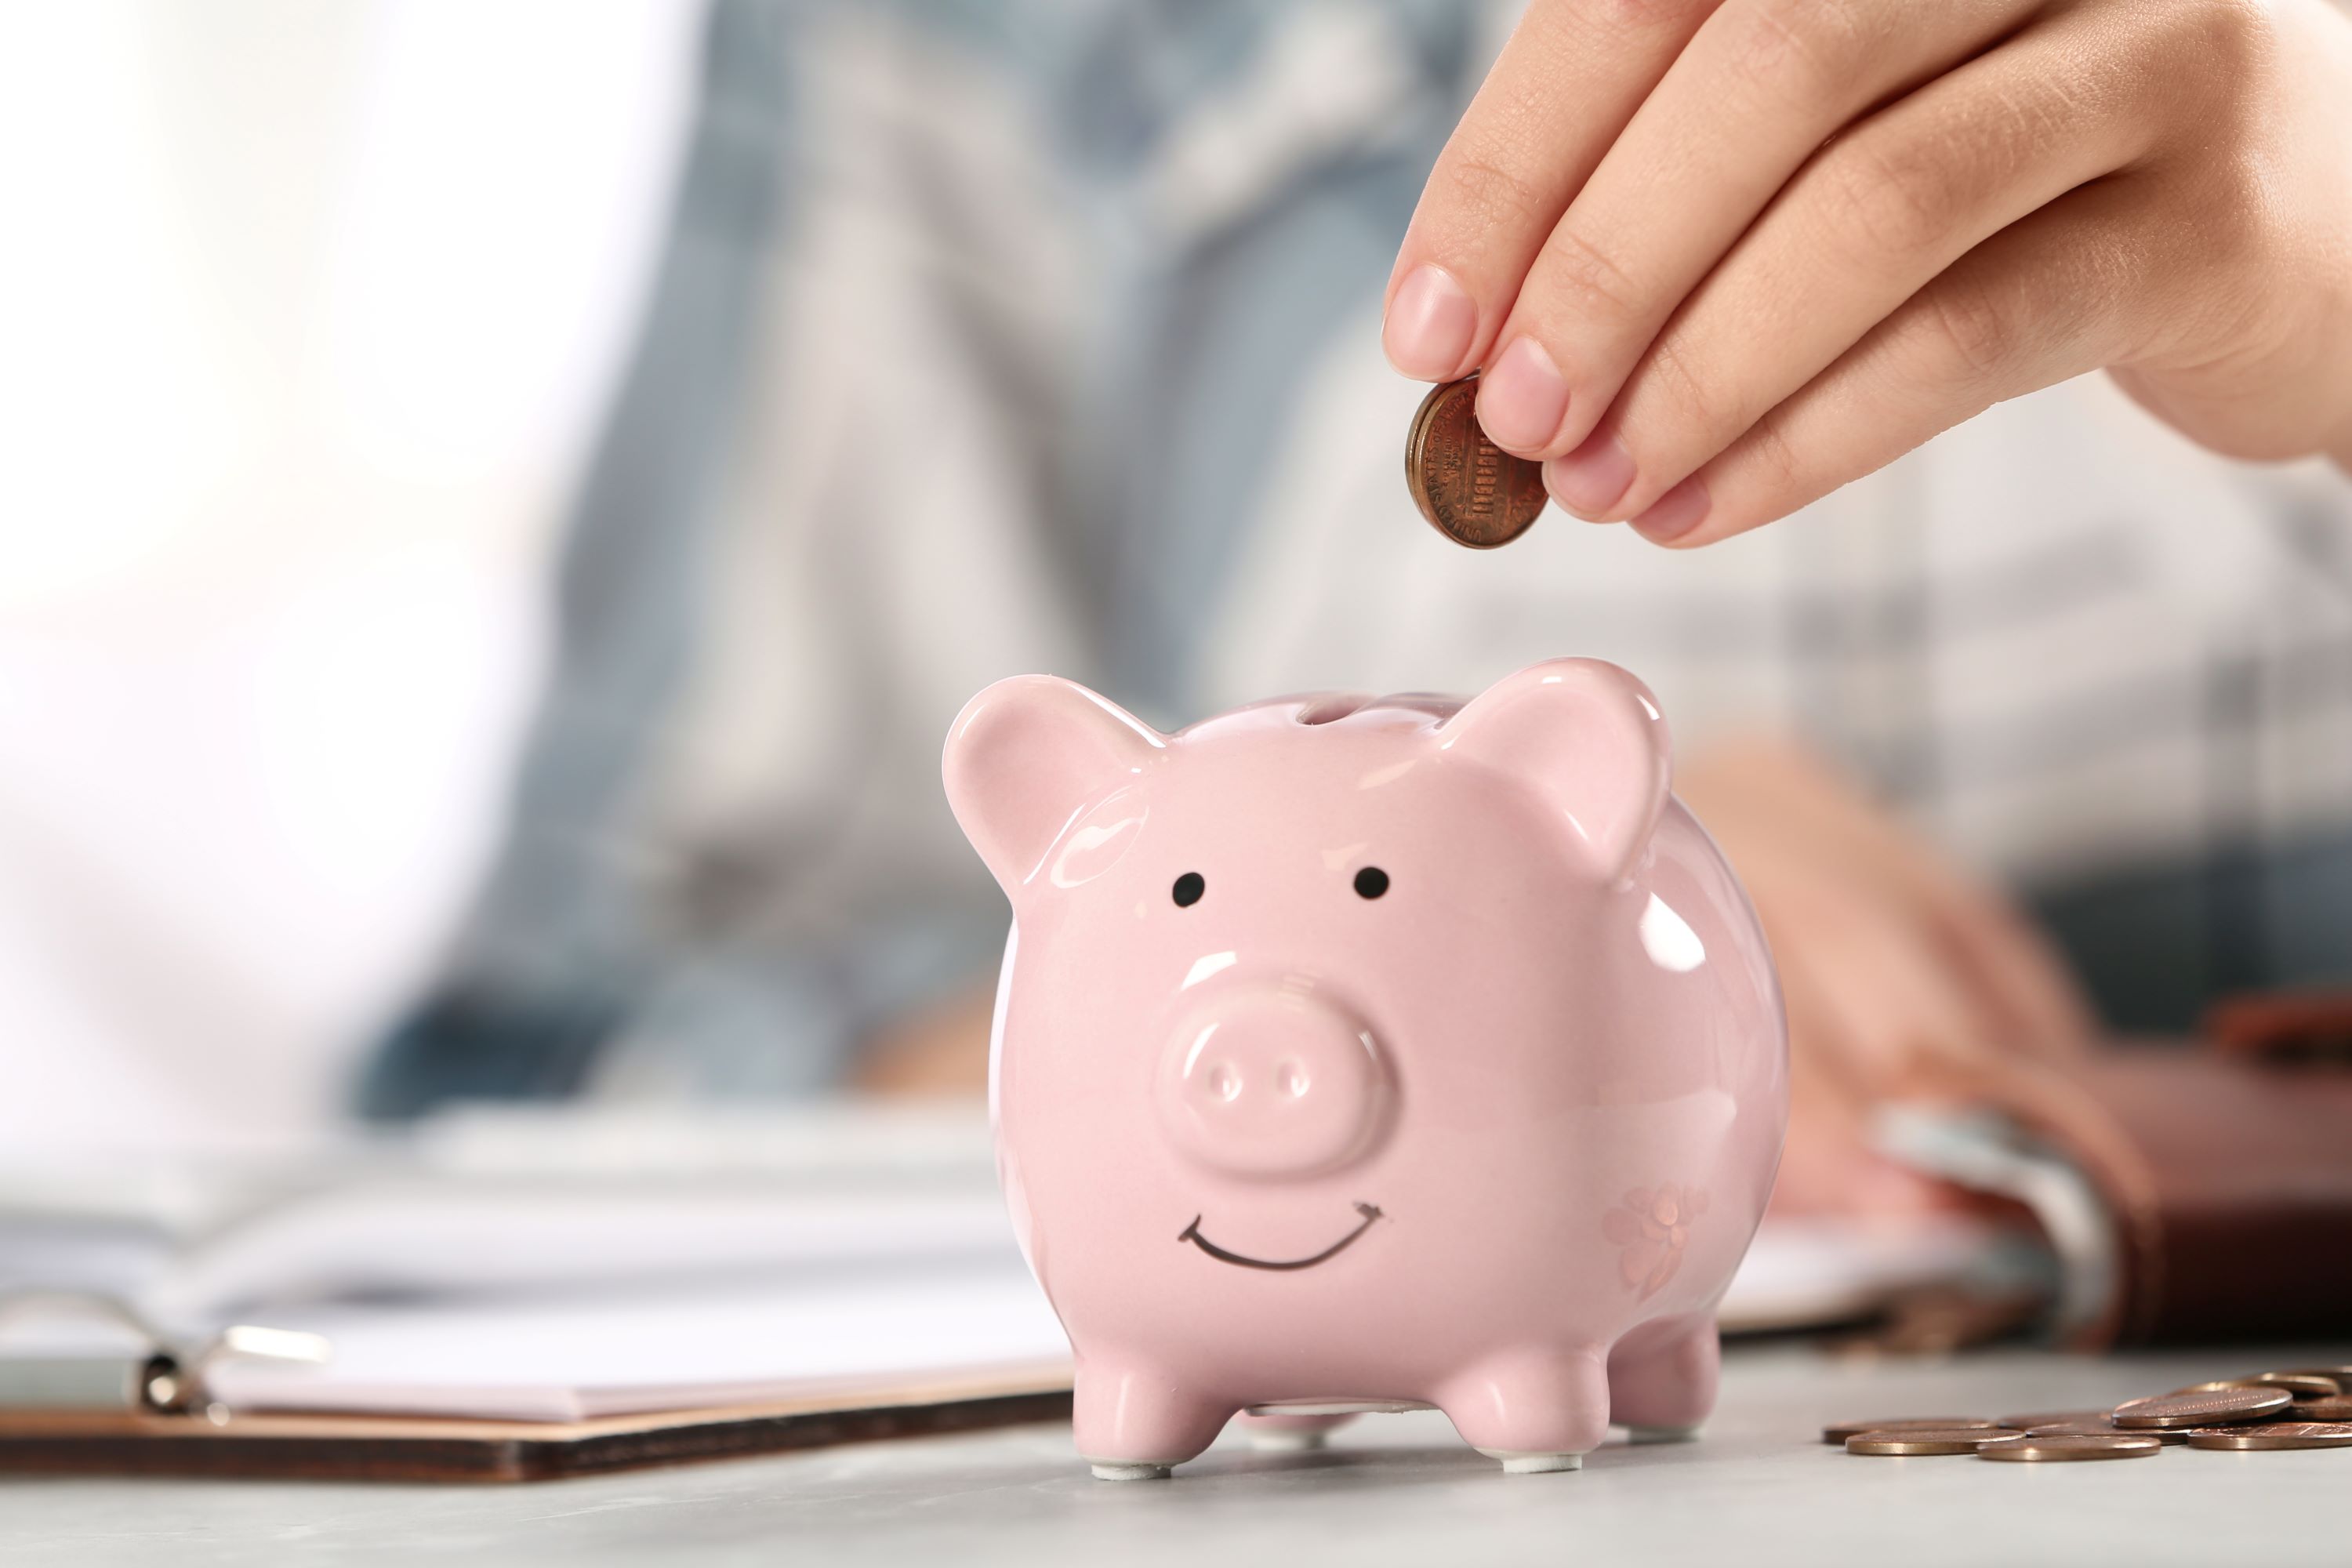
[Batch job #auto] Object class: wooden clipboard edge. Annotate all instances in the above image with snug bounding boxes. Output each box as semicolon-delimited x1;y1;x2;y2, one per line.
0;1364;1076;1483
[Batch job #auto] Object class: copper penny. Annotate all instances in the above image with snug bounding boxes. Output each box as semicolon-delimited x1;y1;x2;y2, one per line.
1997;1410;2110;1431
2113;1388;2292;1429
2290;1396;2352;1421
1405;378;1547;549
1846;1427;2024;1456
2172;1373;2342;1399
2027;1420;2187;1446
1822;1417;1995;1445
2182;1421;2352;1451
2269;1371;2346;1397
1979;1433;2161;1462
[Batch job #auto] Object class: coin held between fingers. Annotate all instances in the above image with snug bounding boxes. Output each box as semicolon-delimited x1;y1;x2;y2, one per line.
1406;379;1548;549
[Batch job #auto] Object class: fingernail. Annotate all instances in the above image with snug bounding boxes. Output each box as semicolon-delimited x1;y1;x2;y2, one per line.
1382;265;1476;380
1542;429;1636;517
1631;475;1710;543
1475;336;1571;453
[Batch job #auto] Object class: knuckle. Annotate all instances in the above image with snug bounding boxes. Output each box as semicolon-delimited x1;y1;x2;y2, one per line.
1721;0;1870;109
2137;182;2278;362
1638;328;1726;438
1916;272;2017;385
2140;0;2274;139
1435;147;1552;241
1738;408;1805;500
2182;0;2274;67
1577;0;1721;38
2178;0;2278;133
2187;160;2270;276
1976;76;2073;174
1533;223;1647;325
1815;134;1960;267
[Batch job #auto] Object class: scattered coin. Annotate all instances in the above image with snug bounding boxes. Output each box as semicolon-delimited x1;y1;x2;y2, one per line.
1404;378;1548;549
2172;1373;2342;1399
1846;1428;2024;1456
1979;1433;2161;1462
1813;1364;2352;1461
2027;1420;2187;1446
1997;1410;2110;1431
2182;1422;2352;1451
2273;1372;2346;1397
2290;1396;2352;1421
2113;1388;2293;1429
1822;1417;1996;1446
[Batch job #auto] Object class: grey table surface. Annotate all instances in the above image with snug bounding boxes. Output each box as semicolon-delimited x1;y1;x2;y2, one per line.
5;1342;2349;1566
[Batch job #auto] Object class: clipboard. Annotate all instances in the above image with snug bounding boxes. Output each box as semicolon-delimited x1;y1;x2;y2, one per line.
0;1367;1074;1483
0;1288;1073;1482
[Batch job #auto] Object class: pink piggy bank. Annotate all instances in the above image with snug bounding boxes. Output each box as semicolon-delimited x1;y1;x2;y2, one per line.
942;658;1787;1479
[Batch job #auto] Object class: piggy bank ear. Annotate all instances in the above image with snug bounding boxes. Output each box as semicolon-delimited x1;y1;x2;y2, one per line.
1439;658;1671;884
943;675;1163;894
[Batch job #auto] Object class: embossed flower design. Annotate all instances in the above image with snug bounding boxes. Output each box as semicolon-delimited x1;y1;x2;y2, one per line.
1602;1184;1708;1299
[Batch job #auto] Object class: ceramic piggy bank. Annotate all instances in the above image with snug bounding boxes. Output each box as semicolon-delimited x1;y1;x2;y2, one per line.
942;658;1786;1479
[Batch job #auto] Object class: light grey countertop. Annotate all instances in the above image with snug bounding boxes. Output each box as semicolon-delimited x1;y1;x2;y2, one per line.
5;1342;2347;1566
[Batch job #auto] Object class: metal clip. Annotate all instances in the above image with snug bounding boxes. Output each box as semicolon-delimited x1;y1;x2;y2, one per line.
0;1288;329;1417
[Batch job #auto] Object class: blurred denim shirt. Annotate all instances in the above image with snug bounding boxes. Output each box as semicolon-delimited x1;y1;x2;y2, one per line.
362;0;2352;1115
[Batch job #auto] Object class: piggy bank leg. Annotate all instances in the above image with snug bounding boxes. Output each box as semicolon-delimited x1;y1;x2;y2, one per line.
1438;1345;1610;1474
1233;1411;1355;1453
1073;1362;1233;1480
1607;1316;1720;1443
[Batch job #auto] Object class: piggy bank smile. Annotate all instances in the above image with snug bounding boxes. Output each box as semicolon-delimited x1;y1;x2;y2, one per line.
1177;1202;1385;1271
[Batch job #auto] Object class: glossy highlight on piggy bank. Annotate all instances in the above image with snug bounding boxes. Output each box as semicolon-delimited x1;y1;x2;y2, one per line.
943;658;1788;1479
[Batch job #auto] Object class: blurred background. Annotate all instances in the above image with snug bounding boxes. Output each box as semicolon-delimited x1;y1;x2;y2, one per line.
0;2;694;1152
4;0;2348;1185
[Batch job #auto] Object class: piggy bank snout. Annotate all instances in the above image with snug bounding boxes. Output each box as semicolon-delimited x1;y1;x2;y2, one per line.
1156;993;1387;1178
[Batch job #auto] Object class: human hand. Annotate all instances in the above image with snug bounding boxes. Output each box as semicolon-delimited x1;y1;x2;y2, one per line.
1384;0;2352;547
853;985;993;1097
1675;735;2096;1214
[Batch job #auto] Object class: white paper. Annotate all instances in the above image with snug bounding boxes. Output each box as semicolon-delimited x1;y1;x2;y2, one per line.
205;1258;1071;1422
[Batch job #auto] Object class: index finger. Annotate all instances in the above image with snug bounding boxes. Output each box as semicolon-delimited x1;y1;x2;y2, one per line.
1382;0;1721;382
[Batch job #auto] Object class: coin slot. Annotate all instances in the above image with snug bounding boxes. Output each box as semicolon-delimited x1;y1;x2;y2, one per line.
1295;695;1366;726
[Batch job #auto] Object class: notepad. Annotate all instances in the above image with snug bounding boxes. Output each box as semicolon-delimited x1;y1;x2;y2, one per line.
204;1258;1072;1422
2;1102;2031;1427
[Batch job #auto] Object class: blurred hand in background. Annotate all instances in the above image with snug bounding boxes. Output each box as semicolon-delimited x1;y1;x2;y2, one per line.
1679;737;2095;1215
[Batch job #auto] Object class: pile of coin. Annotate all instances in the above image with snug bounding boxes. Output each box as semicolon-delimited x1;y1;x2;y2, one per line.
1826;1365;2352;1463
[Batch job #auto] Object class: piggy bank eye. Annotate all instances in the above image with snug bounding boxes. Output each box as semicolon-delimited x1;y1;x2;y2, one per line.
1171;872;1206;908
1353;866;1390;899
